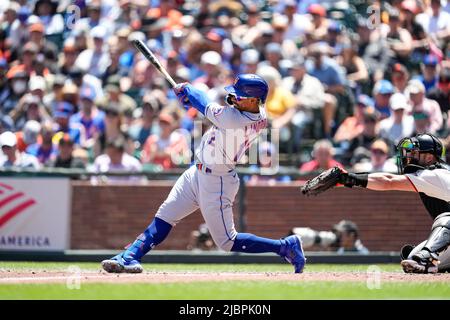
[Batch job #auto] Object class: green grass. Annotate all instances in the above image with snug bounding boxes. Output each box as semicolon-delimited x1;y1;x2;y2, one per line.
1;282;450;300
0;262;449;300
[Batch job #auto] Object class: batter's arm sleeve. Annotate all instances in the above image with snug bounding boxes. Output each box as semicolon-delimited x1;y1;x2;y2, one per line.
405;169;450;201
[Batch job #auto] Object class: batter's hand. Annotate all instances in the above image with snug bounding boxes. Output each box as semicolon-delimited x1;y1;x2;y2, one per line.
173;83;190;110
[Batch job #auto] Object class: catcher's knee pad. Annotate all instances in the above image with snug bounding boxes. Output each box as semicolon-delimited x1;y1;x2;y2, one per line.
423;212;450;254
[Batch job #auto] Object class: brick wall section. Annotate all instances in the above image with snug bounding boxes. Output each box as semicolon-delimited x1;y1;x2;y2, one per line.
244;186;431;251
71;181;205;250
71;182;433;251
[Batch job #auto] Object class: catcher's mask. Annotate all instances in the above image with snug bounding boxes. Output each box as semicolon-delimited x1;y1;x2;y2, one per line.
396;133;446;174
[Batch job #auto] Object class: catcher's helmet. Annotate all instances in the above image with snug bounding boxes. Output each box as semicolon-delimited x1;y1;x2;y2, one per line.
224;74;269;103
396;133;446;174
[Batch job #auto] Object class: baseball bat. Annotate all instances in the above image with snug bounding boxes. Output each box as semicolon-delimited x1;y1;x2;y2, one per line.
131;39;177;88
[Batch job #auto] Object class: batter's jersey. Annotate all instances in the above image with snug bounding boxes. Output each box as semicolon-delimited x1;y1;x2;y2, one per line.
196;103;268;174
406;167;450;219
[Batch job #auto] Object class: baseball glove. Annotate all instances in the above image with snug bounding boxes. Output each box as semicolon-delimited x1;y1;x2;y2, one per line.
301;167;344;196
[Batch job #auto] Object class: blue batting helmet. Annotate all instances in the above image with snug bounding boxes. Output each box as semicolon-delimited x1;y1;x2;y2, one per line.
225;74;269;103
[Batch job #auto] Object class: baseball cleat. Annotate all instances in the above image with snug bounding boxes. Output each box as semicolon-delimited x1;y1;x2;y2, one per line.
101;253;143;274
401;259;438;274
280;235;306;273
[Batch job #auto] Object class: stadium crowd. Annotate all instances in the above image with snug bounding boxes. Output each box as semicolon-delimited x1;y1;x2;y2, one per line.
0;0;449;178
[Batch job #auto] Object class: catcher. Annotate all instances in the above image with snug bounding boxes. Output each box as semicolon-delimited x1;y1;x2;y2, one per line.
302;133;450;274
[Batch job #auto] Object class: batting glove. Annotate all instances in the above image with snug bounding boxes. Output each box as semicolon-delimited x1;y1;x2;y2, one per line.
173;83;190;110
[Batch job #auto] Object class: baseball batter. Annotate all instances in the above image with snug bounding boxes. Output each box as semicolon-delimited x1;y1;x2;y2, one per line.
102;74;305;273
302;133;450;273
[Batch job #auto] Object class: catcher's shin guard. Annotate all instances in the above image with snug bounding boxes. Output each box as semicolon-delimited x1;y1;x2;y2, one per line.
422;212;450;254
403;213;450;273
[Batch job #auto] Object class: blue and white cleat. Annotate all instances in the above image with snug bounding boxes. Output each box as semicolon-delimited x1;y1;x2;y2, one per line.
280;235;306;273
101;252;143;273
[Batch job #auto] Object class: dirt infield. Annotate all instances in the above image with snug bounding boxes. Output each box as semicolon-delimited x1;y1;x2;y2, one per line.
1;270;450;284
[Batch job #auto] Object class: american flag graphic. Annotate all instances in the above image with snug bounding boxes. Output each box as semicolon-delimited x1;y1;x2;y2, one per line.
0;182;37;228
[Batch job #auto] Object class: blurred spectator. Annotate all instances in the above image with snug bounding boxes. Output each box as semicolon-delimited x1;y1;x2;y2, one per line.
262;42;287;76
70;85;105;149
306;42;343;136
281;0;311;41
299;139;344;173
406;79;443;134
27;22;58;68
141;113;189;170
344;110;380;166
307;42;346;95
8;6;31;49
52;101;85;146
383;8;413;65
291;220;369;254
416;0;450;41
60;39;79;76
93;104;132;158
15;120;41;153
26;122;57;166
282;56;327;143
307;4;329;41
256;65;296;126
379;92;414;144
412;110;432;135
337;41;369;91
415;54;440;93
50;134;86;169
0;64;29;115
91;136;142;182
373;79;395;119
194;51;228;89
427;68;450;116
33;0;64;36
0;131;40;169
146;0;183;31
353;139;397;173
128;93;158;150
97;76;137;115
390;63;410;93
75;26;111;78
356;16;390;83
240;48;260;74
334;94;374;143
11;94;51;130
325;21;344;56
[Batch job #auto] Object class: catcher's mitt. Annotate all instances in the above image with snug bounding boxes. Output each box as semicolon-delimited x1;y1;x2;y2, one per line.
301;167;344;196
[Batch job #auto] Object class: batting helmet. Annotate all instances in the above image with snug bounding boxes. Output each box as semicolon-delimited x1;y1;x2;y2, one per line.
396;133;446;173
224;74;269;103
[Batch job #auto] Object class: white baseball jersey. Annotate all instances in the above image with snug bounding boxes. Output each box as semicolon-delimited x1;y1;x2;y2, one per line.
406;169;450;202
155;103;268;251
197;103;268;174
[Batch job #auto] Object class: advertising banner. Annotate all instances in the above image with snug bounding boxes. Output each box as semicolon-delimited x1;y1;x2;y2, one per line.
0;178;71;251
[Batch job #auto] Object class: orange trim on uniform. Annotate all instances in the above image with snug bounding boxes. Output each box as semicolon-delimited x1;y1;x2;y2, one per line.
405;175;418;192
